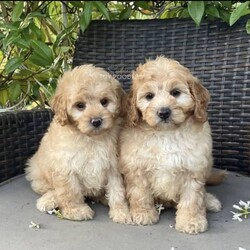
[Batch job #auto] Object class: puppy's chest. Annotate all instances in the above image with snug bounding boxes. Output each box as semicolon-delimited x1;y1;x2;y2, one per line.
140;131;210;200
137;130;210;171
65;139;115;187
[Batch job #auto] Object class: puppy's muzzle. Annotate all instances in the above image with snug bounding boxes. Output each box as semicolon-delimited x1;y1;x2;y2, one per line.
90;117;103;128
157;107;172;121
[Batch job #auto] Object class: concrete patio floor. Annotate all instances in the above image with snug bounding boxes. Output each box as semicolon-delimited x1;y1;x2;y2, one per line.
0;171;249;250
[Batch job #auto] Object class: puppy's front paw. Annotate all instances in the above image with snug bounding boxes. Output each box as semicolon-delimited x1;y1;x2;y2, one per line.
131;208;159;225
109;206;132;224
36;193;57;212
61;204;94;221
175;214;208;234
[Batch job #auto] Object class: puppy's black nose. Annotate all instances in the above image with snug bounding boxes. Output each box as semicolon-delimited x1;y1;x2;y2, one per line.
90;118;103;128
157;108;172;120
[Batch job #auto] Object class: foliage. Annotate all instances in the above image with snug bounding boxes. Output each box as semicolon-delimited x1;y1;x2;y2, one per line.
0;1;249;110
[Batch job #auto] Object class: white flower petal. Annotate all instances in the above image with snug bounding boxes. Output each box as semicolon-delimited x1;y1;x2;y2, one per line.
239;200;250;209
239;200;247;206
155;203;165;214
233;205;243;210
233;216;243;222
29;221;40;229
231;212;243;222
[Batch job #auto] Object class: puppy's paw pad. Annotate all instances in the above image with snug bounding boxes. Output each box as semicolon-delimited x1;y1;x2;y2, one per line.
175;217;208;234
61;205;94;221
109;207;132;224
131;209;159;225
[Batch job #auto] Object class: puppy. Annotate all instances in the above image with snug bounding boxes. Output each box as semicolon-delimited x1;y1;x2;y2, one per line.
119;56;222;233
26;64;131;224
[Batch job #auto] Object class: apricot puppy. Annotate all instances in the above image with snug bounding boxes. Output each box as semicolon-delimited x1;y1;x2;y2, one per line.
26;64;130;224
119;56;221;233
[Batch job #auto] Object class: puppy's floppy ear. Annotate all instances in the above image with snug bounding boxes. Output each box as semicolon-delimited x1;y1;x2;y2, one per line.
126;87;141;127
50;91;68;126
117;86;128;117
189;77;210;123
125;68;144;127
110;77;127;117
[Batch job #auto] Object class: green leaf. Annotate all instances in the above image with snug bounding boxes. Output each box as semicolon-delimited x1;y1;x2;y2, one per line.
0;90;9;106
119;6;132;20
0;23;19;31
41;18;59;36
14;38;30;49
29;52;52;67
29;22;43;40
32;84;40;98
79;14;87;33
49;78;57;92
8;82;21;102
188;1;205;26
19;27;34;48
30;40;54;66
84;1;93;26
11;2;24;22
230;1;250;26
3;31;21;48
205;5;220;18
0;33;5;40
93;1;110;21
179;8;190;19
5;57;23;74
218;7;230;24
246;19;250;34
79;1;93;32
0;51;3;63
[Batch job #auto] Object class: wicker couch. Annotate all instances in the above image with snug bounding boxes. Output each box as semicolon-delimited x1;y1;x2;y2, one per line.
1;17;249;184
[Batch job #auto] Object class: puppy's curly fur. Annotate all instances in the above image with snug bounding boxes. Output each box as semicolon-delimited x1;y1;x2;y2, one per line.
119;56;222;233
26;65;131;224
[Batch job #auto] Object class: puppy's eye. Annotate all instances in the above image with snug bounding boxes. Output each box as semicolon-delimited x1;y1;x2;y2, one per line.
75;102;86;111
100;98;109;107
145;93;154;101
170;89;181;97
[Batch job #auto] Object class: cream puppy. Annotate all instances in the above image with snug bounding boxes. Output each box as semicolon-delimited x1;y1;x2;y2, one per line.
119;56;222;233
26;65;131;223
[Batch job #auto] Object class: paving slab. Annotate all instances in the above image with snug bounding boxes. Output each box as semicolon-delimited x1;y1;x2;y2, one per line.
0;172;249;250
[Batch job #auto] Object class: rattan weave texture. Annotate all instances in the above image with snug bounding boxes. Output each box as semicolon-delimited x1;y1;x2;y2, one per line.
73;18;250;174
0;110;52;183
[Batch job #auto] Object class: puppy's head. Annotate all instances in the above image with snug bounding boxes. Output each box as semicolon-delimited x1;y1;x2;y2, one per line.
127;56;209;128
50;64;126;135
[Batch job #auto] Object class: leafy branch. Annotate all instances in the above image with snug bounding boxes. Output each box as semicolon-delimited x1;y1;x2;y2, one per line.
0;1;249;110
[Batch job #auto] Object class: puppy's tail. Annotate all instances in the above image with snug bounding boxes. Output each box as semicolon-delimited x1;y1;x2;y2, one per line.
206;170;227;186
